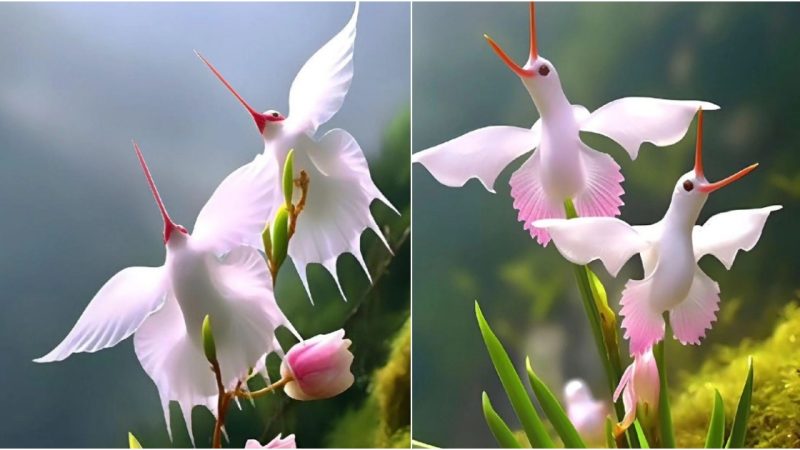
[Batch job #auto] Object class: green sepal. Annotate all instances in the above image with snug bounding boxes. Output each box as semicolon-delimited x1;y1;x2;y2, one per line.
482;391;523;448
128;432;142;449
282;149;295;207
725;357;754;448
525;358;586;448
271;205;291;270
704;389;725;448
262;221;272;257
475;301;555;448
201;314;217;364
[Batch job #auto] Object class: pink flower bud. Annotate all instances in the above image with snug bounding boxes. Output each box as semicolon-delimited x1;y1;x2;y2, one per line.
564;379;608;445
244;434;296;449
280;329;354;401
614;348;660;431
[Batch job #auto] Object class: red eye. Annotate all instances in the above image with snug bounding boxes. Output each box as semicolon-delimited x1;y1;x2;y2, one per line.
683;180;694;192
538;65;550;76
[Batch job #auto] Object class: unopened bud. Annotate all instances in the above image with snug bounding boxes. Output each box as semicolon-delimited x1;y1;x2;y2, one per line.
202;314;217;364
283;150;295;207
271;206;291;270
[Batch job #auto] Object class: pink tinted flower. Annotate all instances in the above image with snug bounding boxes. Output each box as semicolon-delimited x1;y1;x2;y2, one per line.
245;434;296;449
281;329;354;401
614;348;659;432
564;379;608;445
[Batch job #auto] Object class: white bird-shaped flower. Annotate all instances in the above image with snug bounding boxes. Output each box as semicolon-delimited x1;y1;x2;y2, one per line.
535;110;781;355
195;2;397;301
35;143;299;442
411;2;717;246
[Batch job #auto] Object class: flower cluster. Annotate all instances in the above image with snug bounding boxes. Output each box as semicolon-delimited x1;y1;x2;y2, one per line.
34;3;392;448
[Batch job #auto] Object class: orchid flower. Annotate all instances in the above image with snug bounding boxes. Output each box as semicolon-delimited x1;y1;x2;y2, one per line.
411;2;716;245
195;2;397;301
613;348;659;434
35;143;299;443
535;109;781;355
245;434;297;449
563;379;608;445
280;329;354;401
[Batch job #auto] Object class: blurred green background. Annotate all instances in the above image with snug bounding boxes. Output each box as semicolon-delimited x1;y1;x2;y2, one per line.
412;2;799;447
0;2;409;448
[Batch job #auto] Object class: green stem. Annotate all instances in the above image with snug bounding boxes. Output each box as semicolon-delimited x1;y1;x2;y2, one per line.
654;341;676;448
563;199;635;447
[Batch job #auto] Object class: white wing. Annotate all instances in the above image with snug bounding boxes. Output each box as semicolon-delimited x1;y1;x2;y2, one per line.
192;154;279;255
286;3;358;135
693;205;781;269
580;98;719;159
35;266;167;363
534;217;648;277
412;125;539;193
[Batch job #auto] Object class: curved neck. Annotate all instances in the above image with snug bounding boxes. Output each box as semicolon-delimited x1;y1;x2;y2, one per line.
525;80;572;119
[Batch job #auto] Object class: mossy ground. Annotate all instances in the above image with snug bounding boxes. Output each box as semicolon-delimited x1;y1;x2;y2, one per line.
671;301;800;448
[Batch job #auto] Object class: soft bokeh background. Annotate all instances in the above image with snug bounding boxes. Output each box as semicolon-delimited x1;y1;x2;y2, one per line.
412;2;799;447
0;2;409;447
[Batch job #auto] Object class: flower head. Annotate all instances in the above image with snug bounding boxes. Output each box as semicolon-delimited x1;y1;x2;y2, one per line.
614;348;659;433
245;434;296;449
281;329;354;401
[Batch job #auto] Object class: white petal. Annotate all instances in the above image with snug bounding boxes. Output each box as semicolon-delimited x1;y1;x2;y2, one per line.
35;266;167;363
670;269;720;346
573;146;625;218
286;2;358;135
692;205;781;269
289;129;393;302
581;97;719;159
412;125;539;193
533;217;647;277
192;154;278;255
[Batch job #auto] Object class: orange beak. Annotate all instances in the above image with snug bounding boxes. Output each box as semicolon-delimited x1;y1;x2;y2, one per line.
195;51;270;133
484;2;538;78
694;109;759;193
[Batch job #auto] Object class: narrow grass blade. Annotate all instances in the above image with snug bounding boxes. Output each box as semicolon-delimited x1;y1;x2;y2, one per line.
411;439;439;449
475;301;555;448
704;389;725;448
654;342;676;448
526;358;586;448
634;421;650;449
482;392;524;448
725;357;754;448
128;432;142;449
605;417;617;448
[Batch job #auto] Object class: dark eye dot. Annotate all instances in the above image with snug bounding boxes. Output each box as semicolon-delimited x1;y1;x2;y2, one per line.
538;65;550;76
272;112;279;118
683;180;694;192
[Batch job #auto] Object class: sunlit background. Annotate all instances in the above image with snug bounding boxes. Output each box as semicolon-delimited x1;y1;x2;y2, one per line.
412;2;799;447
0;2;409;447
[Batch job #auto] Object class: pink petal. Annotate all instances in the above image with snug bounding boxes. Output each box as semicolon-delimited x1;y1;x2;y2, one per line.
670;269;720;346
574;147;624;219
509;151;564;246
619;278;665;356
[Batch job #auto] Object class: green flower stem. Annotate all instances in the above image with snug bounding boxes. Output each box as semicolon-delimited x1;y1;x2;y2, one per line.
563;202;627;412
654;341;676;448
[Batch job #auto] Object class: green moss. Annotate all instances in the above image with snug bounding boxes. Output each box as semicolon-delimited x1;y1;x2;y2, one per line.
325;319;410;448
671;301;800;448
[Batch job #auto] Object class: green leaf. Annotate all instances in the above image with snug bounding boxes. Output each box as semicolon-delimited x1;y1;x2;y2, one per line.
654;342;676;448
525;358;586;448
475;302;555;448
128;432;142;449
725;357;754;448
482;392;523;448
282;149;295;207
411;439;438;449
634;420;650;449
704;389;725;448
605;417;617;449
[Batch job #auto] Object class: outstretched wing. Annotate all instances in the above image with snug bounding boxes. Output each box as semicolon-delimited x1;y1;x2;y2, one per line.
412;125;540;193
693;205;781;269
35;266;167;363
192;154;279;255
580;98;719;159
286;3;358;135
534;217;647;277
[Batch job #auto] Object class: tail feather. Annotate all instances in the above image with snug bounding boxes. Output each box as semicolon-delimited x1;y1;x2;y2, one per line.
619;278;665;356
574;146;624;219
